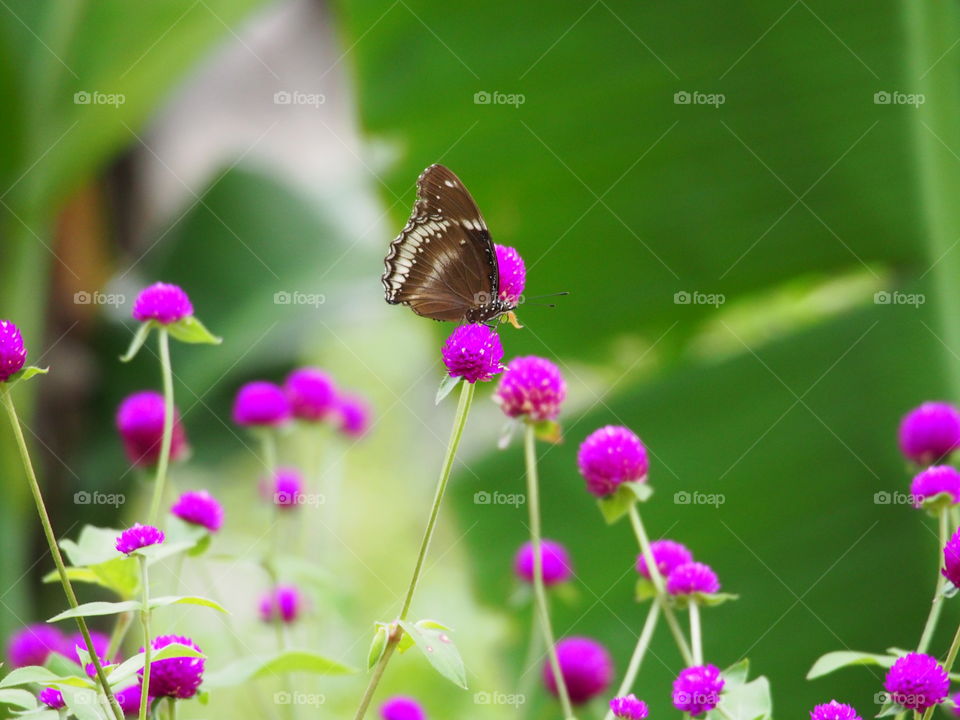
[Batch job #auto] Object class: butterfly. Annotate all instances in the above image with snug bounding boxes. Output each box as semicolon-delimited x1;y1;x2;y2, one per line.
382;164;517;324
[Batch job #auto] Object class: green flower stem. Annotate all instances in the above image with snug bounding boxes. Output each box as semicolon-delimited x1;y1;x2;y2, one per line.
147;329;174;525
951;506;960;532
602;601;660;720
167;698;177;720
628;504;694;666
689;602;703;666
1;388;124;720
518;608;544;719
524;423;576;720
918;508;949;653
353;380;475;720
138;556;152;720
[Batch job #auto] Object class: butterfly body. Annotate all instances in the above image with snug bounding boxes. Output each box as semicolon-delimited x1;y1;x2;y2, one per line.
382;164;515;323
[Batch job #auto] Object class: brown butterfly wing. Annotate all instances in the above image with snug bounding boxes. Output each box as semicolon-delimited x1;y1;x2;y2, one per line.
382;165;498;322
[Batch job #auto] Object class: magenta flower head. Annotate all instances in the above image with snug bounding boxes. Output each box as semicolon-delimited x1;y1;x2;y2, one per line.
610;695;649;720
495;244;526;305
810;700;862;720
284;368;337;422
636;539;694;579
264;467;305;508
232;381;291;427
543;637;614;705
116;391;188;467
899;402;960;465
336;394;371;438
672;664;724;716
514;540;574;585
950;692;960;718
6;624;64;668
171;490;224;532
494;356;567;422
379;696;426;720
441;324;504;384
0;320;27;382
116;684;146;716
115;524;165;555
132;282;193;325
141;635;204;699
577;425;649;497
259;585;304;624
944;526;960;587
39;688;65;709
667;561;721;596
910;465;960;508
884;652;948;710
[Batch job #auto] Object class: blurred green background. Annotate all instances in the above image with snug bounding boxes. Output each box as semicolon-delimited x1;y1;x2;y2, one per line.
2;0;960;717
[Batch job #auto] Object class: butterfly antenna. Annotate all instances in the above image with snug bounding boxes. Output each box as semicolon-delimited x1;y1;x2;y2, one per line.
525;291;570;300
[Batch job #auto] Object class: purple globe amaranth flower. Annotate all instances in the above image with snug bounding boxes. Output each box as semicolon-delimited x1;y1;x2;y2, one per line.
910;465;960;508
132;282;193;325
39;688;65;709
577;425;649;497
170;490;224;532
810;700;862;720
336;394;371;438
63;630;112;667
884;652;948;710
264;467;305;508
610;694;649;720
543;637;614;705
636;539;694;580
514;539;574;586
284;367;337;422
667;561;721;596
494;356;567;422
141;635;204;699
0;320;27;382
899;402;960;465
116;684;147;716
945;526;960;587
495;244;526;305
441;324;504;384
232;381;291;427
379;696;426;720
259;585;304;624
672;664;725;716
6;624;64;668
115;524;165;555
116;391;188;467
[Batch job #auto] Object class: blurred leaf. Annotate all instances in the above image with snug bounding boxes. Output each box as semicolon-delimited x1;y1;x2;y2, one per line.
806;651;897;680
165;317;222;346
147;595;228;613
203;650;355;689
397;619;467;690
58;686;107;720
48;600;140;622
715;675;772;720
0;688;38;711
597;482;652;525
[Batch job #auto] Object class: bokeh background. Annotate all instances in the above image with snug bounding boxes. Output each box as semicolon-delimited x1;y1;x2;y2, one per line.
2;0;960;717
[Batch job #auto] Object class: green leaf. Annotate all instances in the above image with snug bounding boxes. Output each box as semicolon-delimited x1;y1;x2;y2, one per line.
0;688;38;710
716;675;772;720
0;666;90;689
875;699;905;718
635;578;656;603
597;481;652;525
673;591;740;609
367;624;389;669
397;619;467;690
723;658;750;687
119;321;152;363
436;374;461;405
48;600;141;622
147;595;228;613
532;419;563;444
60;526;125;567
203;650;354;689
164;316;221;345
45;557;141;600
59;686;108;720
806;651;897;680
6;366;49;384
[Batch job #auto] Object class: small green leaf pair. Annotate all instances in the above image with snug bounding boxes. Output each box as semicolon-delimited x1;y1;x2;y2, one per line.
598;481;653;525
120;316;220;363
